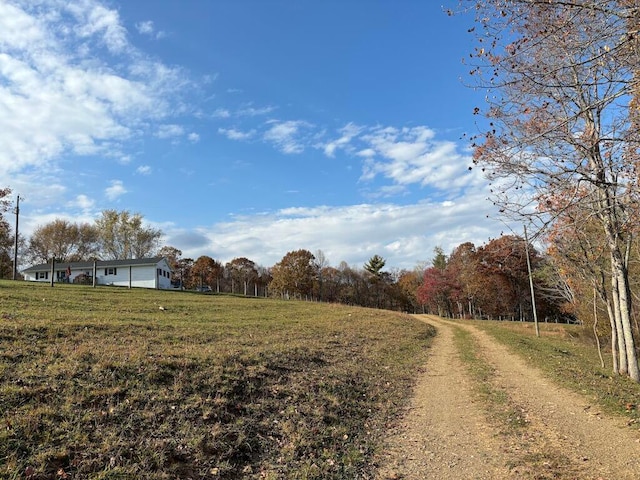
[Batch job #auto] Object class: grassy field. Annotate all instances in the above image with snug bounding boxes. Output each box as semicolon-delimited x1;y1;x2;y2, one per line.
0;281;435;479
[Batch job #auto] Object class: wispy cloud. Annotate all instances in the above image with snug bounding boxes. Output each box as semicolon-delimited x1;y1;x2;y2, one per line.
263;120;312;154
322;122;363;157
136;165;152;175
218;127;255;141
68;194;95;211
135;20;154;35
212;108;231;118
237;104;277;117
319;124;481;194
155;124;184;139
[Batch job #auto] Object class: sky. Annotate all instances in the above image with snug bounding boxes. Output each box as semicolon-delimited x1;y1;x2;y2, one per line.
0;0;510;271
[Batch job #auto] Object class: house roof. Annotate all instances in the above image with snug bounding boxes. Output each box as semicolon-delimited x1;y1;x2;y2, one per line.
22;257;171;273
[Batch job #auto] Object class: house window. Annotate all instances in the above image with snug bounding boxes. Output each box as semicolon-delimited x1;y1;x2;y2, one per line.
36;271;48;280
56;271;65;280
105;268;117;275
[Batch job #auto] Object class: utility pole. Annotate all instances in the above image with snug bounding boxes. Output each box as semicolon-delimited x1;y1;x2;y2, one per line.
524;225;540;337
13;195;20;280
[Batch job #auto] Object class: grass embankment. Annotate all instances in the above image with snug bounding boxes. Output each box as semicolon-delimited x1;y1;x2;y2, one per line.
0;281;435;479
472;320;640;423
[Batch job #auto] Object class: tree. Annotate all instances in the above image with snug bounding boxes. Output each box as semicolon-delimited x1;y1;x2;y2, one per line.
27;219;99;264
364;254;386;278
95;210;162;260
0;188;13;279
466;0;640;380
364;254;388;307
476;236;535;321
191;256;223;290
417;267;451;317
158;245;183;287
178;257;195;289
396;269;423;313
270;249;317;299
225;257;258;295
431;247;447;271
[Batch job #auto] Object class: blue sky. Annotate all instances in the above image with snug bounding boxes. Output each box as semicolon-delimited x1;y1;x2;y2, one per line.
1;0;507;270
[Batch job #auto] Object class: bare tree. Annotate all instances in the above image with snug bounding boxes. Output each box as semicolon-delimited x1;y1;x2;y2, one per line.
465;0;640;379
95;210;162;260
27;219;99;263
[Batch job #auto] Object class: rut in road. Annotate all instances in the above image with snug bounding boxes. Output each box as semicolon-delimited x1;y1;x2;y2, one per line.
376;316;640;480
376;316;511;479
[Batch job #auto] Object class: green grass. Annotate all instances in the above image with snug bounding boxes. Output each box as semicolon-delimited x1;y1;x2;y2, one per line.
468;320;640;424
0;280;435;479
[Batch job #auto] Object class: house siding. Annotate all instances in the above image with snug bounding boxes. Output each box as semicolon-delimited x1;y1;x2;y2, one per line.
23;258;173;290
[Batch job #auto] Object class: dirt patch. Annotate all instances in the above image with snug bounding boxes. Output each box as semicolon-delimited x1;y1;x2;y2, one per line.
376;317;511;479
376;316;640;479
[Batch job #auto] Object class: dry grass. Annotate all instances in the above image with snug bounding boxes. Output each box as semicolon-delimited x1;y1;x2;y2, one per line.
0;281;435;479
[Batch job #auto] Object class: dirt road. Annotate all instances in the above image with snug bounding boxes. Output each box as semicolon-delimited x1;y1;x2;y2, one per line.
376;316;640;479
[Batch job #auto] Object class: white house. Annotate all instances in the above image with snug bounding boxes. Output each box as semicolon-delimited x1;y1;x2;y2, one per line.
22;257;174;290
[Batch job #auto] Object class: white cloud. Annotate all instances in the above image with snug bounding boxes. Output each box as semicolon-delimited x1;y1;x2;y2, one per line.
68;194;95;210
263;120;312;154
188;132;200;143
237;104;276;117
68;2;129;53
0;1;189;175
322;122;363;157
218;127;255;141
136;165;152;175
168;197;505;270
105;180;127;200
320;124;483;195
155;124;184;139
135;20;154;35
212;108;231;118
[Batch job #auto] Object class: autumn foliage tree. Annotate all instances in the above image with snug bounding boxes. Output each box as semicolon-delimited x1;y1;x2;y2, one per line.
225;257;259;295
270;249;317;299
465;0;640;380
27;219;99;264
191;255;223;290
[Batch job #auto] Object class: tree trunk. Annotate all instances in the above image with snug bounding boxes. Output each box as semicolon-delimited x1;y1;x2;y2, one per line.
612;254;640;381
603;292;619;374
610;264;628;374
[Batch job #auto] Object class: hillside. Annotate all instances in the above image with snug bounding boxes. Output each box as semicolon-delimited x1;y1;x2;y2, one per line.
0;281;434;479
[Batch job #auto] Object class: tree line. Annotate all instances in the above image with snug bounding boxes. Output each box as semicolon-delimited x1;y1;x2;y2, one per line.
0;192;568;318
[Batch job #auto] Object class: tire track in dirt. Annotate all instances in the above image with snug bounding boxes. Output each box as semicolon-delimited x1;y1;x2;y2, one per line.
454;318;640;479
376;316;640;479
375;317;511;479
